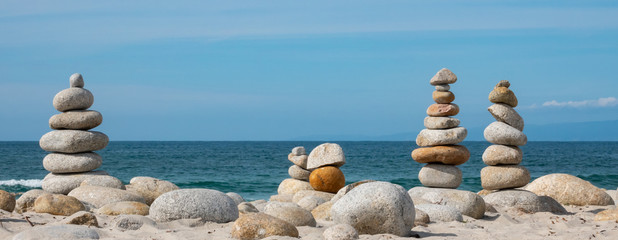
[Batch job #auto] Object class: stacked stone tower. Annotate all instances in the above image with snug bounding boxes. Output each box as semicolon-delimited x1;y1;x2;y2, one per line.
480;80;530;190
307;143;346;193
412;68;469;189
39;73;110;194
287;147;311;182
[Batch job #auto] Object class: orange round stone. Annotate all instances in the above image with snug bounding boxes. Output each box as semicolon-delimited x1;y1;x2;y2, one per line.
432;91;455;104
411;145;470;165
309;166;345;193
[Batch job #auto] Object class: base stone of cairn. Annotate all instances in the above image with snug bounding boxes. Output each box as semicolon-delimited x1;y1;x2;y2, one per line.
307;143;346;194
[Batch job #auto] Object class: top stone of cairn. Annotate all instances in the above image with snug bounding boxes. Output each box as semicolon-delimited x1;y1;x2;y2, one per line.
70;73;84;88
430;68;457;85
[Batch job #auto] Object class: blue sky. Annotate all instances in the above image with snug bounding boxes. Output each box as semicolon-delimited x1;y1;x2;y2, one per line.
1;0;617;140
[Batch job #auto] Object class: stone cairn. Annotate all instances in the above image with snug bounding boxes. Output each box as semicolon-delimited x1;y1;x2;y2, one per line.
412;68;469;189
287;147;311;182
39;73;110;194
480;80;530;190
307;143;346;193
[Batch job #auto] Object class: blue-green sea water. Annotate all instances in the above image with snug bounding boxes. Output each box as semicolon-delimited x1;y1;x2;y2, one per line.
1;141;617;201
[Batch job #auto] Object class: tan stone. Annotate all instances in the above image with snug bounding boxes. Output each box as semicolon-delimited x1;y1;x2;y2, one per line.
292;190;335;203
277;178;313;195
68;185;146;209
61;211;99;227
426;103;459;117
524;173;614;206
0;190;15;212
309;166;346;193
231;213;299;240
594;208;618;221
412;145;470;165
481;165;530;190
15;189;47;213
269;194;293;202
97;201;150;216
263;201;316;227
125;176;179;205
34;194;85;216
482;145;522;165
432;91;455;104
489;86;518;107
311;201;334;221
429;68;457;85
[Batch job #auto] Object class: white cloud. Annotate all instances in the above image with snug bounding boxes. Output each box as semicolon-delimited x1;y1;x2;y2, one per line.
541;97;618;108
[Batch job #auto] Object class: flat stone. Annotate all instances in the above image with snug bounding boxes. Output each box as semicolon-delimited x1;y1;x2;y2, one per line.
595;208;618;221
292;190;335;203
481;165;531;190
288;154;308;169
277;178;314;195
263;201;316;227
482;145;522;165
97;201;150;216
309;166;345;193
311;201;334;221
15;189;48;213
484;121;527;146
524;173;614;206
297;196;327;211
53;88;94;112
69;73;84;88
331;181;415;237
307;143;346;170
0;190;15;212
489;86;518;107
412;145;470;165
80;175;125;189
488;103;524;131
430;68;457;85
43;152;102;173
34;194;85;216
323;223;359;240
433;91;455;104
231;212;299;239
435;84;450;91
483;190;567;214
426;103;459;117
416;127;467;147
49;110;103;130
408;187;486;219
68;186;146;209
291;146;306;156
418;164;462;189
415;204;463;222
61;211;99;227
39;130;109;153
149;188;238;222
42;171;110;194
112;215;156;231
125;176;179;205
424;116;460;129
12;225;99;240
226;192;245;205
288;165;311;181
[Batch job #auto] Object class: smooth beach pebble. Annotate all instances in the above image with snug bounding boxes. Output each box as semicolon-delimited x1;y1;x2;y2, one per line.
80;175;125;189
292;190;335;203
288;165;311;181
291;146;306;156
49;110;103;130
43;152;102;174
12;225;100;240
432;90;455;104
41;170;110;194
149;188;239;223
416;127;467;147
69;73;84;88
264;201;317;227
277;178;314;195
435;84;450;91
97;201;150;216
311;201;334;221
288;154;308;169
482;145;523;165
68;185;146;209
125;176;179;205
0;190;16;212
323;223;359;240
231;212;299;240
408;186;486;219
484;121;527;146
33;193;85;216
415;204;463;222
430;68;457;85
53;88;94;112
524;173;615;206
424;116;460;129
418;163;462;189
481;165;531;190
488;103;524;131
482;190;566;214
488;86;518;107
309;166;346;193
14;189;48;213
39;130;109;153
307;143;346;170
412;145;470;165
426;103;460;117
297;195;326;211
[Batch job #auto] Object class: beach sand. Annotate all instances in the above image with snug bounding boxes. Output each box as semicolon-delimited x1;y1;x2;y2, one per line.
1;204;616;239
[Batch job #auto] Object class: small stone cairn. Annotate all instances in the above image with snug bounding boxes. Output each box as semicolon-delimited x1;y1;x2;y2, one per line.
39;73;110;194
481;80;530;190
307;143;347;193
287;147;311;182
412;68;469;189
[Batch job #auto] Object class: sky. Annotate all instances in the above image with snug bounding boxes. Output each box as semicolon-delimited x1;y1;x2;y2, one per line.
1;0;617;141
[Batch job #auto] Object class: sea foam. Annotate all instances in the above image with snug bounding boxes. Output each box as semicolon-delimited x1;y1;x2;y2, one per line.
0;179;42;188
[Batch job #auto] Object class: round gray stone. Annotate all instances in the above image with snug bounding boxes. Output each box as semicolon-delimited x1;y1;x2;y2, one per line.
331;181;415;237
435;84;450;91
68;185;145;209
488;103;524;131
429;68;457;85
408;187;485;219
264;201;316;227
423;117;460;129
288;165;311;180
418;164;462;189
42;171;110;194
43;152;102;173
149;188;238;223
483;189;567;214
69;73;84;88
415;204;463;222
416;127;467;147
80;175;125;190
40;130;109;153
12;225;99;240
482;145;522;165
53;88;94;112
484;121;527;146
49;110;103;130
307;143;346;170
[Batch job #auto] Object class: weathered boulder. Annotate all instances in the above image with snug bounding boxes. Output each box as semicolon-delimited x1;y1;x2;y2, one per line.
53;88;94;112
125;176;179;205
39;130;109;153
69;73;84;88
149;189;238;222
231;212;299;240
481;165;530;190
418;164;462;189
263;201;316;227
97;201;150;216
277;178;313;195
309;166;345;193
288;154;308;169
484;121;527;146
68;186;146;209
524;174;614;206
43;152;102;173
41;171;109;194
331;180;376;203
408;187;485;219
307;143;346;170
412;145;469;165
323;223;359;240
34;194;85;216
414;209;430;225
435;84;450;91
49;110;102;130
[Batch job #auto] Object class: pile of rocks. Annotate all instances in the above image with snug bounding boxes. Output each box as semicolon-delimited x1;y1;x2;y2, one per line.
39;73;111;194
412;68;469;189
307;143;346;193
287;147;311;182
481;80;530;190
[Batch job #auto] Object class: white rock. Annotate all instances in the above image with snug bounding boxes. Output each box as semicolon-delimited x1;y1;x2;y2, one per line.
416;127;467;147
435;84;450;91
49;110;102;130
277;178;313;195
42;171;110;194
484;121;527;146
12;225;99;240
307;143;346;170
125;176;179;205
288;165;311;181
429;68;457;85
488;103;524;131
323;223;359;240
483;189;567;214
68;185;145;209
39;130;109;153
482;145;522;165
424;116;460;129
291;146;306;155
408;187;485;219
418;164;462;189
53;88;94;112
297;196;327;211
80;175;125;189
43;152;102;173
264;201;316;227
149;189;238;223
415;204;463;222
292;190;335;203
481;165;530;190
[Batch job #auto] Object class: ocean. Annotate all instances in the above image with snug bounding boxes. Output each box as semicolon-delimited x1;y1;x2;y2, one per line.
1;141;617;201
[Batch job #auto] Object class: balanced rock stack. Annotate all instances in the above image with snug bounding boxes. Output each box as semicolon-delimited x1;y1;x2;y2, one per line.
39;73;110;194
307;143;346;193
481;80;530;190
412;68;469;189
287;147;311;182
